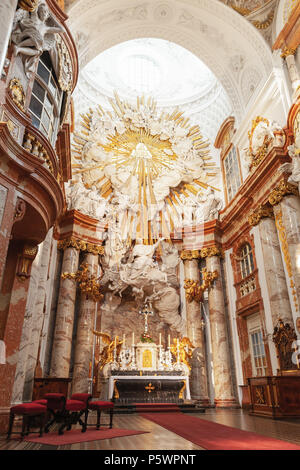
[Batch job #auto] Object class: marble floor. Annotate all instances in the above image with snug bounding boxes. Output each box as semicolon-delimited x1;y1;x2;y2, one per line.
1;408;300;450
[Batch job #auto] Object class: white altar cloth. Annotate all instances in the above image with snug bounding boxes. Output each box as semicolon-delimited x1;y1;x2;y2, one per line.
109;375;191;400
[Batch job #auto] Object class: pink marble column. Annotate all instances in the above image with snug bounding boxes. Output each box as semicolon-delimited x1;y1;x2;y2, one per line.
274;196;300;317
0;241;37;432
258;216;294;325
50;246;80;378
72;252;99;394
183;259;209;405
206;255;238;407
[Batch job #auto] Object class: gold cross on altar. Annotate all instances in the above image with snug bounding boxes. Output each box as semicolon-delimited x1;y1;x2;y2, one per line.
145;382;155;393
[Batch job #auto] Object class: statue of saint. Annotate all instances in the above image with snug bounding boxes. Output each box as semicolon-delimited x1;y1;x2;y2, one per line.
12;2;63;76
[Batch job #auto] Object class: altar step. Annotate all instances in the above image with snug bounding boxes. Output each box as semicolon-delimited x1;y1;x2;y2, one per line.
113;402;206;414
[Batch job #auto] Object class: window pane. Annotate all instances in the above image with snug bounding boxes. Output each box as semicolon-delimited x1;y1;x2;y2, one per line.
49;77;57;98
37;62;50;84
29;95;43;118
41;111;50;130
224;147;241;202
30;113;40;130
32;81;45;102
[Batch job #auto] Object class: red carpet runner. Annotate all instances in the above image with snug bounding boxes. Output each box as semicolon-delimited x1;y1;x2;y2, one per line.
140;412;300;450
22;428;148;446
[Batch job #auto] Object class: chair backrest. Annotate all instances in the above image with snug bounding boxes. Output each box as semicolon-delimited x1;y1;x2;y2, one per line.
70;393;92;406
44;393;66;411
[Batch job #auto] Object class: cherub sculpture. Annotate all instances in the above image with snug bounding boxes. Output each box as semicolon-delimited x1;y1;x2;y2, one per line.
11;2;63;77
92;331;124;370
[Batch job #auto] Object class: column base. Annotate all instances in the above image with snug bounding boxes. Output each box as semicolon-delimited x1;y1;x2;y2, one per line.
214;398;240;408
194;398;212;408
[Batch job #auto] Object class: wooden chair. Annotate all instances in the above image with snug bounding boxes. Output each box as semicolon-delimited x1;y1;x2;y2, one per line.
87;400;114;429
43;393;88;435
7;402;47;440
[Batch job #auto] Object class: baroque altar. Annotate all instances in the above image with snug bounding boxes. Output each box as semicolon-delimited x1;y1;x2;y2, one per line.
94;325;194;403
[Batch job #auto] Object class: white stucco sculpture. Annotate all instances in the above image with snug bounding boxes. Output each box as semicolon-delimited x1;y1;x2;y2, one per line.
12;2;63;77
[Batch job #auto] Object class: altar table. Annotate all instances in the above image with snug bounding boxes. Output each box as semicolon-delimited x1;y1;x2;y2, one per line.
109;375;191;402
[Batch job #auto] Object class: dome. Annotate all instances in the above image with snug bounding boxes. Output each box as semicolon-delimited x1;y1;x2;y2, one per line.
74;38;233;143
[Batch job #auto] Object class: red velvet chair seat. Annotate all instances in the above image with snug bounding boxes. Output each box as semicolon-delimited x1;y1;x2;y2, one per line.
65;400;86;412
43;393;89;435
10;403;46;415
7;403;47;440
87;401;114;429
33;399;47;406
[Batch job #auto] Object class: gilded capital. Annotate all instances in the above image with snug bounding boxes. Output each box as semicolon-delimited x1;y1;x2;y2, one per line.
281;47;297;59
268;180;298;206
200;245;223;258
57;237;104;255
180;245;223;260
248;204;274;226
180;249;200;260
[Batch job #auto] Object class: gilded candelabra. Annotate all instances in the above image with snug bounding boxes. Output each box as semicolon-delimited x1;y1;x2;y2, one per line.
61;262;103;302
184;268;218;303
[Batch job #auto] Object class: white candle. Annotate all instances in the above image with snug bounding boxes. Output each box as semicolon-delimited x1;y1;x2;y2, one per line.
123;334;125;346
168;334;170;348
132;332;135;346
159;333;161;346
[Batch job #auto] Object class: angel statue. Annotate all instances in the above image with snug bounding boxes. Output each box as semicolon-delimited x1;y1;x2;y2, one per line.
92;331;124;370
11;2;63;77
170;337;195;370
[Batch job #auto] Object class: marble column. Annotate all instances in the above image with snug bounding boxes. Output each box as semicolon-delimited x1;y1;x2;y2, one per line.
258;217;294;326
50;246;80;378
0;241;37;432
183;259;209;405
72;252;99;394
206;255;238;407
284;51;300;100
273;195;300;319
0;0;17;75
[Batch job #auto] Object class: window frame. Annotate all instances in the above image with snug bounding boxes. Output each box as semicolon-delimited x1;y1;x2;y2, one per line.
239;242;255;280
222;143;243;205
247;314;268;377
29;54;62;145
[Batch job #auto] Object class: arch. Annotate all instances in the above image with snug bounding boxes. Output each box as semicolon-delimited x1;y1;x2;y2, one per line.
66;0;273;123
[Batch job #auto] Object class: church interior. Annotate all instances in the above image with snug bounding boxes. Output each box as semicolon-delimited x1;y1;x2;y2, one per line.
1;0;300;452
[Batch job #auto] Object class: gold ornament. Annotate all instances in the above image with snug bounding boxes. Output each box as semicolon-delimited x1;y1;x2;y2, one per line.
268;180;298;206
184;268;218;303
9;78;25;112
61;262;103;302
170;337;195;370
57;237;104;254
92;331;124;369
180;245;223;260
18;0;39;12
248;204;274;226
281;47;297;59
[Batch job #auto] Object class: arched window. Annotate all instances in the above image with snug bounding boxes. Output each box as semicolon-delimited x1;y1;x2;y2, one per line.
28;52;63;145
240;243;254;279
